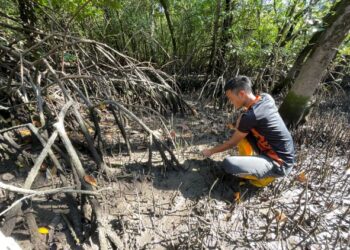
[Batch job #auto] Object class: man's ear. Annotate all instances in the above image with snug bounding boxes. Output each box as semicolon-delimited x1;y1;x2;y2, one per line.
238;90;245;98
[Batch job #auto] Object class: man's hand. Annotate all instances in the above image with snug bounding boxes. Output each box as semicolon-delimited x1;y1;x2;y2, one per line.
200;130;248;157
201;149;213;158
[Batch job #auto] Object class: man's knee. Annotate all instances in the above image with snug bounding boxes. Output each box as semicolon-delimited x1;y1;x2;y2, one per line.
223;156;260;177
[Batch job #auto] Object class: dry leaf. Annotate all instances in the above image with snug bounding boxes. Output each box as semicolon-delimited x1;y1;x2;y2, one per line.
182;131;193;138
98;103;107;110
296;172;307;183
38;227;49;234
84;175;97;187
192;109;198;116
233;192;240;202
19;128;32;143
1;173;15;181
50;166;58;176
19;128;31;137
170;130;176;139
275;211;287;222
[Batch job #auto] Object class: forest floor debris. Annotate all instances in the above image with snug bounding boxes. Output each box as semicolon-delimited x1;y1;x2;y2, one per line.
1;92;349;249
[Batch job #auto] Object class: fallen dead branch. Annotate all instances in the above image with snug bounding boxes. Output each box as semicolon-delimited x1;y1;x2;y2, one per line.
0;182;111;218
0;14;192;248
0;181;110;196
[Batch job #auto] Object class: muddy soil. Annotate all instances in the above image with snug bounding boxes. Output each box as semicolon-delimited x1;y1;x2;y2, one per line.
1;93;349;249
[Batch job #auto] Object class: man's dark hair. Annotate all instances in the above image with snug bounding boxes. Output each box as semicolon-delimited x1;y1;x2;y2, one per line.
224;76;252;94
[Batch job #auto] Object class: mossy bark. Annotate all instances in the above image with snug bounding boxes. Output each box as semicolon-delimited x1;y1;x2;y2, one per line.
274;0;350;95
279;91;310;127
279;0;350;127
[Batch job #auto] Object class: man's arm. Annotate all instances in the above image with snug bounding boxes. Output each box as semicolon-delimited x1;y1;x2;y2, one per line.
202;129;248;157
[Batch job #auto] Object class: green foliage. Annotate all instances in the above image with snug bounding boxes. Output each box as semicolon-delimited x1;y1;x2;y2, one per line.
63;52;76;62
1;0;349;78
37;0;121;20
339;34;350;55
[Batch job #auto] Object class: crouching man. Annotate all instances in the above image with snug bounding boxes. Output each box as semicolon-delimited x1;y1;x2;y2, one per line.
202;76;295;187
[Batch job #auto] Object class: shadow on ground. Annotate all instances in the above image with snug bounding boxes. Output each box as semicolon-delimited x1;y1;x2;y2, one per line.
121;158;264;204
